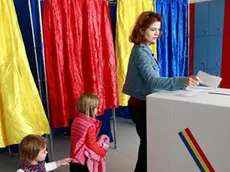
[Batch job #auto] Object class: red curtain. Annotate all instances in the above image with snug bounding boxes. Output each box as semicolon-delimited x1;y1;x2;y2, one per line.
221;0;230;88
43;0;119;128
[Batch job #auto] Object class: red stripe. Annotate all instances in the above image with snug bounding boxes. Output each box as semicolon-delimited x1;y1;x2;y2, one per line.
189;4;195;75
185;128;215;172
221;0;230;88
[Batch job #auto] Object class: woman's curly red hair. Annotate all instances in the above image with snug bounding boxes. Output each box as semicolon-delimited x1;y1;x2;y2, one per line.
129;11;163;45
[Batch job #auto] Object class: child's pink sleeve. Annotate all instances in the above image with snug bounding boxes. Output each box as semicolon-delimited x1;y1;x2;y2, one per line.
85;125;107;157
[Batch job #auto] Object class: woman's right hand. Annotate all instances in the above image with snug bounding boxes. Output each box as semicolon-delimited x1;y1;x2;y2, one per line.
185;75;200;87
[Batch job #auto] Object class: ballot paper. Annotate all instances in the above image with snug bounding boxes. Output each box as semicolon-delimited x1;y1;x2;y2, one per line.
197;71;222;88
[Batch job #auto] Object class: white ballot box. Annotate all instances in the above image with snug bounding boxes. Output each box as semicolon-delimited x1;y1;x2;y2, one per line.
147;88;230;172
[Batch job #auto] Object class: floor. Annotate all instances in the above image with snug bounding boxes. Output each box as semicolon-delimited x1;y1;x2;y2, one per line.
0;117;139;172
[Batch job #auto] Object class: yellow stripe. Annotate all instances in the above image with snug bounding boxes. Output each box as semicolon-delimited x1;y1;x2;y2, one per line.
182;130;210;172
116;0;156;106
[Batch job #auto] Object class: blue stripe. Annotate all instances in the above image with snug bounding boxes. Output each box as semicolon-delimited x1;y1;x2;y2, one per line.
178;132;205;172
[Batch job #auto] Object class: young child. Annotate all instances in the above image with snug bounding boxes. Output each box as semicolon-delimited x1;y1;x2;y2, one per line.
70;93;109;172
17;134;71;172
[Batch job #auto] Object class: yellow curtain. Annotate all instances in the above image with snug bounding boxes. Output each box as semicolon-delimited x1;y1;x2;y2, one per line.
116;0;156;106
0;0;50;147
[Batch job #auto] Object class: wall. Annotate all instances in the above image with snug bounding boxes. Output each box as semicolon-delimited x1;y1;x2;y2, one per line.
189;0;230;88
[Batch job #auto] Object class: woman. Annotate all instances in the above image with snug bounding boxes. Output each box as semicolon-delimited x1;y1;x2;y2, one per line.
123;11;200;172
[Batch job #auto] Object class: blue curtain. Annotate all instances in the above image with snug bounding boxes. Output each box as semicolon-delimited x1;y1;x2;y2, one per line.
109;2;117;44
14;0;47;110
156;0;189;77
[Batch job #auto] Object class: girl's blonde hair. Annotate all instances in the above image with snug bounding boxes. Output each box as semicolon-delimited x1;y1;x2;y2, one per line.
77;93;101;118
19;134;47;162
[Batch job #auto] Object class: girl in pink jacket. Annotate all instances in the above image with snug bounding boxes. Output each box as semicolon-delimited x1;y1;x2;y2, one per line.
70;93;109;172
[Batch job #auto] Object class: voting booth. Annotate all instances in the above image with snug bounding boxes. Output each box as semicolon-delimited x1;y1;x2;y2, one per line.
147;88;230;172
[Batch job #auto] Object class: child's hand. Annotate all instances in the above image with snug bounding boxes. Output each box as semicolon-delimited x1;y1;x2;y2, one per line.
56;158;72;167
103;143;109;149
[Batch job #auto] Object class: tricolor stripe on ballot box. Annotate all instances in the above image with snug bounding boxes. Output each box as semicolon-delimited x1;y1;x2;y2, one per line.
178;128;215;172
